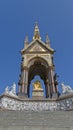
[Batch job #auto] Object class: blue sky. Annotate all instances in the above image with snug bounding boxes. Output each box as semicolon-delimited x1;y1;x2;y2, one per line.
0;0;73;94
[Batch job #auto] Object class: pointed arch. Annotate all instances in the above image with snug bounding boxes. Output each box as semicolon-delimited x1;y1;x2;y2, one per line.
27;56;49;97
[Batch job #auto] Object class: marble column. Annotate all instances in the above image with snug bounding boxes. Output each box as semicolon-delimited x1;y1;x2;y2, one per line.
19;66;28;97
46;79;50;98
48;67;57;98
24;70;28;95
48;69;52;98
50;68;58;98
22;70;25;93
50;69;55;93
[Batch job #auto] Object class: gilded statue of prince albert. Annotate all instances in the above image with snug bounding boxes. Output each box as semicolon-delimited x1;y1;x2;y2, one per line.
32;80;42;90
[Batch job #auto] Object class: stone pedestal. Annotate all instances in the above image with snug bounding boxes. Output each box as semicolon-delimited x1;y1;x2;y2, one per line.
32;89;44;97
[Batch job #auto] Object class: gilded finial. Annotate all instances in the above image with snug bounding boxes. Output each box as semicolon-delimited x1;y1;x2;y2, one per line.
33;22;41;40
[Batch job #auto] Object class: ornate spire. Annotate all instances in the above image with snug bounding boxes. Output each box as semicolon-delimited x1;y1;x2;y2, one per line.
33;22;41;40
46;34;50;47
24;35;29;48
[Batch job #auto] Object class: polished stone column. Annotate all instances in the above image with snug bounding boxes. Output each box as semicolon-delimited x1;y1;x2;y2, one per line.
46;79;50;98
22;70;25;93
18;70;25;96
18;66;28;97
50;69;55;93
24;70;28;95
50;68;58;98
48;67;57;98
48;69;53;98
22;66;28;97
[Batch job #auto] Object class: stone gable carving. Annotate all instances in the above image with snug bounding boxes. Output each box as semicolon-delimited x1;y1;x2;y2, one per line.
29;42;47;52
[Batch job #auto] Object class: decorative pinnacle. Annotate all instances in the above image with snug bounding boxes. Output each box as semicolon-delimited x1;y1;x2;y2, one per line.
33;22;41;40
24;35;29;48
46;34;50;46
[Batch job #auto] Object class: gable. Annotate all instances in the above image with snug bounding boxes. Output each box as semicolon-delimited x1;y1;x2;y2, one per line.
21;39;54;54
28;42;47;52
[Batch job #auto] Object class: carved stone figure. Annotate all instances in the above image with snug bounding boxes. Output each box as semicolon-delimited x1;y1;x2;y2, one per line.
61;83;73;94
11;83;16;95
4;83;17;97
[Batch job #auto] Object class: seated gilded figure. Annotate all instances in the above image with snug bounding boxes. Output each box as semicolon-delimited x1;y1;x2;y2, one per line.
32;80;42;90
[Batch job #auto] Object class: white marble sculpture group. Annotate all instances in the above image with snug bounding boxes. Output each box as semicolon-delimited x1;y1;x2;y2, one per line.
4;83;17;97
61;83;73;94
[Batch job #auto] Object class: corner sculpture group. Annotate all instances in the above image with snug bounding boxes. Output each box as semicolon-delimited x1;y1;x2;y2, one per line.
4;83;17;97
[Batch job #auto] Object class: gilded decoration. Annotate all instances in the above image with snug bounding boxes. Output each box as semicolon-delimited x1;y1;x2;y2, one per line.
32;80;42;90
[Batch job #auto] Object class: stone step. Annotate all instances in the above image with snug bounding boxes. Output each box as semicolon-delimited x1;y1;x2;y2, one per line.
0;110;73;128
